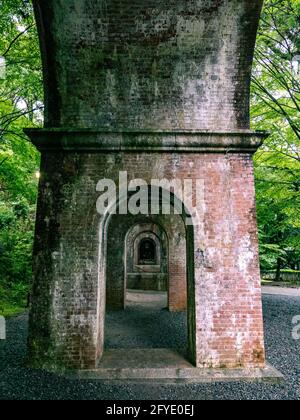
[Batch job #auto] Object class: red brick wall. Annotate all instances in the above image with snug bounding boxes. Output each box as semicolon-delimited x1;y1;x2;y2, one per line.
33;0;263;130
28;0;265;370
28;149;265;369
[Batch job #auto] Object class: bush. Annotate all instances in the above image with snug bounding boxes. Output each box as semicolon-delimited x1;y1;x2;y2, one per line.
0;203;35;315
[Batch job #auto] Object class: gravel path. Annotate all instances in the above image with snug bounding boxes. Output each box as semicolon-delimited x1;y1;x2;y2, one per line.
0;294;299;400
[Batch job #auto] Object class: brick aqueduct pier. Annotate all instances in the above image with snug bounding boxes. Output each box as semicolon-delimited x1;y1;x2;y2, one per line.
25;0;278;378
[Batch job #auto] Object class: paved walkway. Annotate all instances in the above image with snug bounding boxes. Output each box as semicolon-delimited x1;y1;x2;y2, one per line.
262;286;300;297
126;287;300;305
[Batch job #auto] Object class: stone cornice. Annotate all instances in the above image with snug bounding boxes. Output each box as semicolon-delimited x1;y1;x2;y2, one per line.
24;128;269;154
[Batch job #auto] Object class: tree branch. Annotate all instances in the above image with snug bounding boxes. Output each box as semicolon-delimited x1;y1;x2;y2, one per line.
2;25;34;57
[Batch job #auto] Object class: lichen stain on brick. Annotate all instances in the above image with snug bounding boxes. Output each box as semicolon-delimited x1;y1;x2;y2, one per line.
237;235;255;273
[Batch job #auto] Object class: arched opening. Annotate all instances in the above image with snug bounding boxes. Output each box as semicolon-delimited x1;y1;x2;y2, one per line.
138;238;157;265
124;224;168;311
125;224;168;297
101;187;196;366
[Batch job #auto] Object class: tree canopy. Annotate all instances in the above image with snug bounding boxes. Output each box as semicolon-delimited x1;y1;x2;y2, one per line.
0;0;42;315
252;0;300;276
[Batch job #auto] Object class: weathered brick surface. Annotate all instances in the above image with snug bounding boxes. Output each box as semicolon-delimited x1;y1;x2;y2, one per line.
28;0;266;370
33;0;263;130
28;151;265;369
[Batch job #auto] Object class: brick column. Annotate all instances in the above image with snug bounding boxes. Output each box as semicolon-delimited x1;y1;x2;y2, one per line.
26;131;267;369
28;0;266;370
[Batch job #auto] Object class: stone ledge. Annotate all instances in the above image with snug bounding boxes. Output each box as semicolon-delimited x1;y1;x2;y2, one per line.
24;129;269;154
63;349;284;384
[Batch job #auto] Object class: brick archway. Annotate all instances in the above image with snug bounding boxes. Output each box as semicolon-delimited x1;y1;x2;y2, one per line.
106;215;187;312
126;224;168;293
27;0;268;372
102;188;195;363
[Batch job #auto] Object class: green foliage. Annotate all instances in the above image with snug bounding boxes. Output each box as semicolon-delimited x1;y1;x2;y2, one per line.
0;0;42;315
0;0;43;130
252;0;300;274
0;201;35;316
